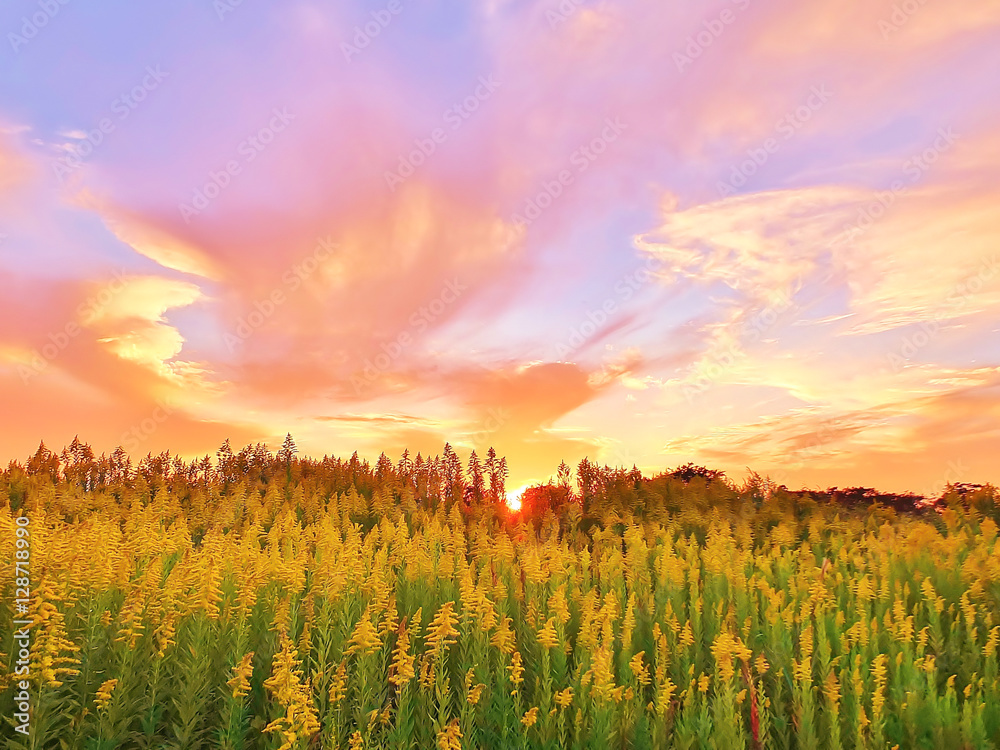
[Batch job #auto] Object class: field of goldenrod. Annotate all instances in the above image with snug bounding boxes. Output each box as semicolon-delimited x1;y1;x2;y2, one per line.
1;441;999;749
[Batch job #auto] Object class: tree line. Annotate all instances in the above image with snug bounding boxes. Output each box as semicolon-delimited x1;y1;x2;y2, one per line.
5;437;996;532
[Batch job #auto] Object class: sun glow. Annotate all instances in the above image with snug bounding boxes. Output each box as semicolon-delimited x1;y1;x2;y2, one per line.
505;486;526;512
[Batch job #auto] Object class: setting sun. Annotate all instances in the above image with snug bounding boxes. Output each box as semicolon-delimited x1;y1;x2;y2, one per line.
505;488;524;512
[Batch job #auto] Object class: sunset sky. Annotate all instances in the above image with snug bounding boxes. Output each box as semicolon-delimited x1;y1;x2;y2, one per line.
1;0;998;495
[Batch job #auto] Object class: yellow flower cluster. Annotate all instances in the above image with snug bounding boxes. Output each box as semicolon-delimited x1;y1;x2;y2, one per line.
509;650;525;695
537;617;558;650
263;633;320;750
521;706;539;728
426;601;460;657
436;718;463;750
5;462;1000;748
554;687;574;708
227;651;255;699
390;620;416;688
710;631;752;683
347;609;383;656
94;678;118;712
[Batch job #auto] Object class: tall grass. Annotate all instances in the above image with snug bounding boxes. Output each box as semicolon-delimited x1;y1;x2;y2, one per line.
1;451;998;749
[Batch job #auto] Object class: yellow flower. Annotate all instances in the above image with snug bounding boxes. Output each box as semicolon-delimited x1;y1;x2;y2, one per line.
871;654;888;720
437;718;463;750
153;612;177;659
655;677;676;716
711;631;752;683
95;678;118;712
227;652;255;699
521;706;539;728
679;621;695;650
538;618;559;650
921;579;945;614
856;576;875;602
347;610;383;656
468;682;485;705
491;616;516;655
263;633;320;750
857;707;870;729
31;578;81;688
475;588;499;632
588;643;616;702
629;651;651;687
755;653;770;675
917;626;929;650
985;626;999;657
822;671;840;715
793;625;814;685
509;650;525;694
549;586;571;625
328;661;348;704
426;602;460;657
390;623;416;688
465;667;485;705
555;687;574;708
